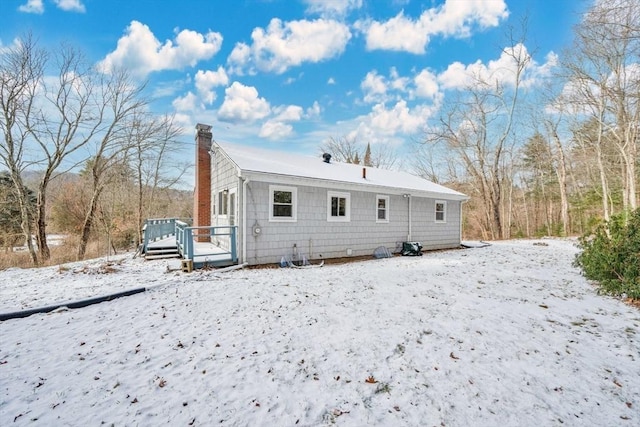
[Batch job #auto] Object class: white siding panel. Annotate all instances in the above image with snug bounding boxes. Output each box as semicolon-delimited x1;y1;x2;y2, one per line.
242;181;463;265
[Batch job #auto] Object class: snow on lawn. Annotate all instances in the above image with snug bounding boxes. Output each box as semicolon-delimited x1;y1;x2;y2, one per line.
0;239;638;426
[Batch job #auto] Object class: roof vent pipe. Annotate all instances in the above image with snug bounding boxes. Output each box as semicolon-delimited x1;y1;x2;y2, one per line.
322;153;332;163
362;167;366;179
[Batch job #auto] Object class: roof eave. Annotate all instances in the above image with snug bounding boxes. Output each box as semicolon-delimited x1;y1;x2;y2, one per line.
240;170;468;200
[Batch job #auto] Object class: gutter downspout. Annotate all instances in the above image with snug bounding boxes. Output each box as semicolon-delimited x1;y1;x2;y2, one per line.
408;195;412;241
241;176;250;264
404;194;412;241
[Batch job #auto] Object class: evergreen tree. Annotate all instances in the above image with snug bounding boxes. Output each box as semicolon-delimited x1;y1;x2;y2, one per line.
364;143;372;167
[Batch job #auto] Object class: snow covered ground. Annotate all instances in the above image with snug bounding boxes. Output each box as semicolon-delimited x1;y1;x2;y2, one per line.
0;239;638;426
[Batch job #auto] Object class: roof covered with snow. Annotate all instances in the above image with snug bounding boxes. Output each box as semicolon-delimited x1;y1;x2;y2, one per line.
214;142;468;200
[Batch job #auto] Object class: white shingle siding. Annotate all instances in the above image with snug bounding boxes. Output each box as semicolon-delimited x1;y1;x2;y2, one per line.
209;142;467;266
241;181;462;265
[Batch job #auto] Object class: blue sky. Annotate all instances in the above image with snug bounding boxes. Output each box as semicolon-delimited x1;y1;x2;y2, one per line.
2;0;586;183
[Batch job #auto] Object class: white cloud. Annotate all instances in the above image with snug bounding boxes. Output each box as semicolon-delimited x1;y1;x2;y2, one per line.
54;0;85;13
345;100;435;146
361;67;436;104
437;61;471;89
389;67;409;92
369;100;431;134
526;51;559;86
218;82;271;123
97;21;223;77
259;121;294;139
273;105;304;122
259;104;308;140
227;18;351;74
361;71;387;103
195;67;229;105
307;101;321;117
303;0;362;17
357;11;428;54
18;0;43;14
172;91;201;113
437;43;555;89
226;43;252;75
414;69;439;99
357;0;508;54
425;0;508;37
0;38;21;55
327;77;336;85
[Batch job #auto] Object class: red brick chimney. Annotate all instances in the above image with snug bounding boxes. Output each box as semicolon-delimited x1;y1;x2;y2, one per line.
194;124;212;240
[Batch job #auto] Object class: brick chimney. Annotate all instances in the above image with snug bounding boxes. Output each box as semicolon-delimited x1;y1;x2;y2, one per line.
194;124;212;240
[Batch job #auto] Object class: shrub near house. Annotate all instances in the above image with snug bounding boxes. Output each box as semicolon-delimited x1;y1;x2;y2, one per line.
574;208;640;299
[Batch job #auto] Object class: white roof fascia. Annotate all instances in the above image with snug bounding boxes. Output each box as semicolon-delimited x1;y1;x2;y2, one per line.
240;170;469;201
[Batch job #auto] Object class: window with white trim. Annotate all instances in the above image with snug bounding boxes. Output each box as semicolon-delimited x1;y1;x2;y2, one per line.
376;195;389;222
328;191;350;222
218;191;228;216
435;200;446;222
269;185;297;222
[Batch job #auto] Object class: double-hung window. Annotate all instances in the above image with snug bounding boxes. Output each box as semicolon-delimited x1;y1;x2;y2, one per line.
376;195;389;223
218;191;228;216
269;185;297;222
327;191;350;222
435;200;446;222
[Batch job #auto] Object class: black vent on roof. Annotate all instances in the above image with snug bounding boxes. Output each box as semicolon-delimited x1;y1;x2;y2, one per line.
322;153;332;163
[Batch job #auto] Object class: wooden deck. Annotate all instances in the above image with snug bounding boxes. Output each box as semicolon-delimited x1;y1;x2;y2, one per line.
142;219;237;269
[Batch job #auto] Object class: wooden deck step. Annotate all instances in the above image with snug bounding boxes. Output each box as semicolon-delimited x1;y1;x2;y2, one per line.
146;247;179;254
145;253;181;260
145;244;180;260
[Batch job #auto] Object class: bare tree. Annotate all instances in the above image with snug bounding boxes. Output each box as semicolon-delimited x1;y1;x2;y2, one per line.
128;112;185;246
76;69;148;260
26;43;103;261
422;39;531;239
532;85;573;236
547;121;571;236
320;135;361;164
563;0;639;218
319;135;398;169
520;132;556;235
2;35;190;264
0;34;45;264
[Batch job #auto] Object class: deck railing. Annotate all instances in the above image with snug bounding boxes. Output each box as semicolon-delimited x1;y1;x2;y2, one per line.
141;218;177;250
175;221;238;264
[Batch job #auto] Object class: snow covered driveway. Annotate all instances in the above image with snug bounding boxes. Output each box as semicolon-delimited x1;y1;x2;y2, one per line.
1;239;638;426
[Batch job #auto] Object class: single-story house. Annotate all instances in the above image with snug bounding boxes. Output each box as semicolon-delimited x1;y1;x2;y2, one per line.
193;123;468;266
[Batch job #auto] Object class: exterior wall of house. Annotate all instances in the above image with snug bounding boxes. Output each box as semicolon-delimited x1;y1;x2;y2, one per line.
410;197;462;250
242;180;462;266
210;150;240;248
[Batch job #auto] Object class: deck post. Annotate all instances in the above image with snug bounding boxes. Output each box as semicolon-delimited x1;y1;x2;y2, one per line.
142;221;150;253
185;227;194;261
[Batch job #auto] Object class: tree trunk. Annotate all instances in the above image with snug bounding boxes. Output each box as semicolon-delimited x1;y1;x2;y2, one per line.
551;132;570;236
77;187;102;260
624;142;637;210
595;140;610;222
17;189;38;265
490;176;503;240
35;188;50;261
